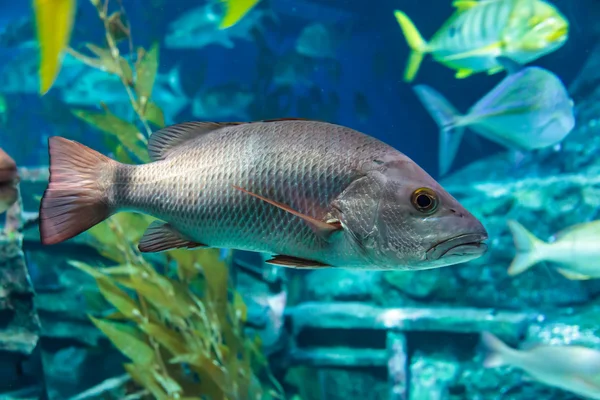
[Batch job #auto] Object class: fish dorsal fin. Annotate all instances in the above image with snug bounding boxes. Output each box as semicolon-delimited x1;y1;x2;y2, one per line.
260;117;313;123
148;121;241;161
496;56;523;75
552;221;600;242
452;1;479;11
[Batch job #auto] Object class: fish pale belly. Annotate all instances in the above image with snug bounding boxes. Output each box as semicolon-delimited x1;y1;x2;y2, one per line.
431;49;502;74
118;120;392;268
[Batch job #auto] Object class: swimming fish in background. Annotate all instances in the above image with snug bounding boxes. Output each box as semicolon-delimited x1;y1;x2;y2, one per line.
394;0;569;82
164;2;272;49
0;148;18;214
413;57;575;176
39;119;488;270
506;220;600;279
33;0;76;94
481;332;600;400
219;0;262;29
295;23;347;60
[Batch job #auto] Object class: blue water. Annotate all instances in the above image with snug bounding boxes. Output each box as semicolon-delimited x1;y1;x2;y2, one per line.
1;0;600;399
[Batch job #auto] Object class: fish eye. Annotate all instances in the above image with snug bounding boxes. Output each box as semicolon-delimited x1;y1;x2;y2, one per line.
411;187;439;214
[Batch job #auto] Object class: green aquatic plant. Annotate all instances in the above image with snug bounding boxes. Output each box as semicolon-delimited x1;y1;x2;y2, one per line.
56;1;284;398
72;214;282;399
68;0;165;163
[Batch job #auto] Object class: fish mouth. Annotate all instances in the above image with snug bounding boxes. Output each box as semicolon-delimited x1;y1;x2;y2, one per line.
426;233;488;261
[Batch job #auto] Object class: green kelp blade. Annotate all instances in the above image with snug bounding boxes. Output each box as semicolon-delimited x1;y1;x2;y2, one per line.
90;317;155;366
34;0;76;95
124;363;169;400
135;43;160;103
140;322;188;356
72;108;149;162
143;101;166;128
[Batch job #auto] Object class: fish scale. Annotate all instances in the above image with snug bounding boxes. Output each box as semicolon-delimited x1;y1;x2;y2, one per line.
115;121;381;261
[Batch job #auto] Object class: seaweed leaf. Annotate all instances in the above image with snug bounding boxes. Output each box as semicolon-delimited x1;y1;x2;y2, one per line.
124;363;169;400
143;101;166;128
140;322;187;356
95;274;140;319
135;42;159;106
90;317;155;366
72;107;149;162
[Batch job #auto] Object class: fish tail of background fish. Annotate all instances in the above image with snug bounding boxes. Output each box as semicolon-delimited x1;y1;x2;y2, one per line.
412;85;465;176
506;220;547;276
39;137;120;245
481;332;513;368
393;10;429;82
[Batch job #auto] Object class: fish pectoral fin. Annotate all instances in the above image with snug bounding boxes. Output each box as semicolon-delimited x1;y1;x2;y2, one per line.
452;1;479;11
442;42;503;62
138;221;208;253
455;69;474;79
486;66;503;75
556;268;592;281
232;185;343;241
266;255;331;268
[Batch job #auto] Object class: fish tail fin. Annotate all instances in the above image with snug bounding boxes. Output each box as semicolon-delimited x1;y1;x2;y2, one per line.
413;85;464;176
40;137;118;245
219;0;261;29
481;332;510;368
506;220;546;276
393;10;429;82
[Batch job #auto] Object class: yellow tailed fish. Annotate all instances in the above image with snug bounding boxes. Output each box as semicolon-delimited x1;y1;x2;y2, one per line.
33;0;76;95
219;0;261;29
393;0;569;82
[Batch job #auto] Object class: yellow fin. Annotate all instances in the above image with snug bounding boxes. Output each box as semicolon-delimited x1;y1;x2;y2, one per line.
487;66;503;75
452;1;479;11
219;0;261;29
442;41;503;62
393;10;429;82
455;69;474;79
33;0;76;95
556;268;591;281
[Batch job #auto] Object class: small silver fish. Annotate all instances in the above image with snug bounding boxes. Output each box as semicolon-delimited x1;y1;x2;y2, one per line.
39;119;488;270
295;23;342;59
191;84;254;120
482;332;600;400
507;219;600;279
413;57;575;175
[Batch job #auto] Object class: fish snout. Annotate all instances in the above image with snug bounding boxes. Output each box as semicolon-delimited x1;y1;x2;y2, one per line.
426;217;489;262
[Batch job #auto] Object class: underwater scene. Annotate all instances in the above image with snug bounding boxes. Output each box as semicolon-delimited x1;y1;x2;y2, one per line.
1;0;600;399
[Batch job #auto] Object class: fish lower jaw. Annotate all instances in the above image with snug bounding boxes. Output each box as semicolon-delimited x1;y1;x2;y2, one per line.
425;233;489;262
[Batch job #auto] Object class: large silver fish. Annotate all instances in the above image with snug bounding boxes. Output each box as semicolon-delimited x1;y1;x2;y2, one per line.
414;57;575;175
39;119;488;270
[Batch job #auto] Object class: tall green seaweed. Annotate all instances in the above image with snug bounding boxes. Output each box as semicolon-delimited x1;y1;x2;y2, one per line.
59;1;284;398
